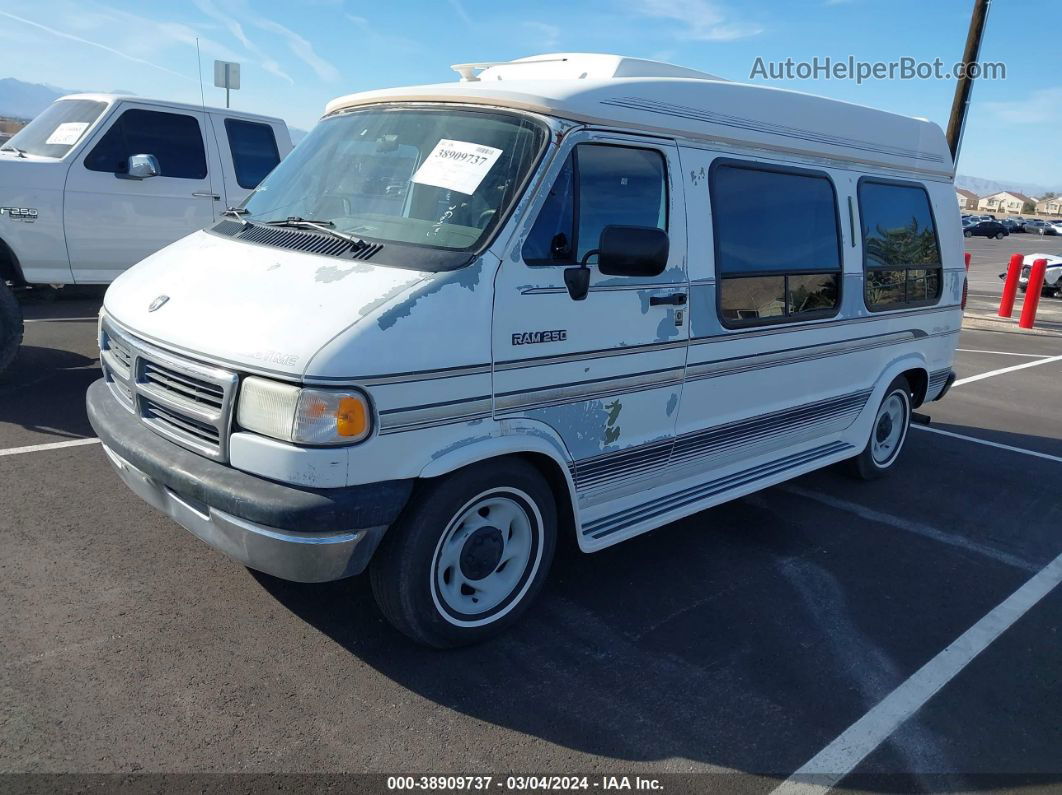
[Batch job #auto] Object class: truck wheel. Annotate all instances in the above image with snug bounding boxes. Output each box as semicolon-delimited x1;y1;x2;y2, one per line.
848;376;912;481
370;458;557;648
0;281;24;375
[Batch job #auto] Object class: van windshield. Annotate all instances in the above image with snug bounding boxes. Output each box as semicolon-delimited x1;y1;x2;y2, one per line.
241;106;547;252
2;99;107;158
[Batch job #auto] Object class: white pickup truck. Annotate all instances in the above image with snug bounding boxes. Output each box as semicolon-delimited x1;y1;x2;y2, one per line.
0;94;292;372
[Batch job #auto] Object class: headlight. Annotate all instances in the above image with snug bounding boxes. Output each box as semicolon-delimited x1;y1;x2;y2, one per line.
237;377;371;445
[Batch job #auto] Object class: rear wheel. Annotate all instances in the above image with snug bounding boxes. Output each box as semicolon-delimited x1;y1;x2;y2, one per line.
963;230;972;238
848;376;912;480
995;231;1005;239
370;458;557;648
0;281;24;375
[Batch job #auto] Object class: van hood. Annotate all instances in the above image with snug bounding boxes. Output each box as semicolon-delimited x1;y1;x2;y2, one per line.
103;230;431;378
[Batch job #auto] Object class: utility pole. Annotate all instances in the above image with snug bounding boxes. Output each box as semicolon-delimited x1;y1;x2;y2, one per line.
946;0;991;170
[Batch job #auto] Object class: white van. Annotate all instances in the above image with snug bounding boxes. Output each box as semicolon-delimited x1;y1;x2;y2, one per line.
87;54;963;647
0;94;292;371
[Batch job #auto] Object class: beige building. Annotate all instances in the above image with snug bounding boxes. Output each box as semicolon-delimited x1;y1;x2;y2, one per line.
956;188;979;210
977;191;1035;215
1035;196;1062;216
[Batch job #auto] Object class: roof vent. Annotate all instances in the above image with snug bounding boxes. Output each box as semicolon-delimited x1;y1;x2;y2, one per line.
451;53;726;83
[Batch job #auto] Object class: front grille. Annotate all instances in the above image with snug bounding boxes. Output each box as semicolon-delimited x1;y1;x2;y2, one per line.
99;319;238;461
142;397;222;448
142;361;224;411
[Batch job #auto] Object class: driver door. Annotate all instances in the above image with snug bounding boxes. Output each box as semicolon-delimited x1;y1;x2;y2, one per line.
64;104;222;283
492;132;689;511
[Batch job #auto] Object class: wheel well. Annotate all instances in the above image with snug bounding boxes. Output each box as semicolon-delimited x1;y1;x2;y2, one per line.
514;451;578;545
0;238;25;286
901;367;929;407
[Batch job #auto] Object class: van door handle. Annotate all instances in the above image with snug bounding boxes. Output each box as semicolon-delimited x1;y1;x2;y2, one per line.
649;293;687;306
192;192;221;200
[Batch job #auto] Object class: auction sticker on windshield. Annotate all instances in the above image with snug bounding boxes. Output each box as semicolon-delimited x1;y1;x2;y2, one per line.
45;122;89;146
411;139;503;195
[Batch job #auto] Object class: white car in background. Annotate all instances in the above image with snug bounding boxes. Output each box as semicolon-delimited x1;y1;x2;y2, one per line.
1018;254;1062;297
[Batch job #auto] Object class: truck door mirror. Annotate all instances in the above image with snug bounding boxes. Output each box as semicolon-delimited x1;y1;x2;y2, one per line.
596;225;669;277
126;154;160;179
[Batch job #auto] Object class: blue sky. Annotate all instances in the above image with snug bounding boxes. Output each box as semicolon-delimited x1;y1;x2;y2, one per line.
1;0;1058;189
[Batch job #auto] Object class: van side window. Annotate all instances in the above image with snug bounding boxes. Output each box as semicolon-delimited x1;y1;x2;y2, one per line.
711;162;841;326
225;119;281;189
523;144;667;265
84;109;207;179
858;180;942;311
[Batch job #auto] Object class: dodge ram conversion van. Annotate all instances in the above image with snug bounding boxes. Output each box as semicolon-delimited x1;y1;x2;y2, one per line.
0;94;292;372
88;54;963;647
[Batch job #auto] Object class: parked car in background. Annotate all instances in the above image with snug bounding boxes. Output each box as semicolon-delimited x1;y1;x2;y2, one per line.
1024;219;1048;233
964;219;1008;239
0;94;294;373
1047;220;1062;236
1003;254;1062;297
1001;218;1025;233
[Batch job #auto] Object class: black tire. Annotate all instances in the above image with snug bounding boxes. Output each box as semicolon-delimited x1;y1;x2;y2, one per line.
847;376;912;481
963;230;972;238
995;232;1005;240
370;458;557;648
0;281;24;375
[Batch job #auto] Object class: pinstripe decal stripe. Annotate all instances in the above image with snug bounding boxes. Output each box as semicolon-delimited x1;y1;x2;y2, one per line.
585;440;854;539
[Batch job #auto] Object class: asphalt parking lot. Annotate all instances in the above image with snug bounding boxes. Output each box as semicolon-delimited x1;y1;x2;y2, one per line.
1;286;1060;791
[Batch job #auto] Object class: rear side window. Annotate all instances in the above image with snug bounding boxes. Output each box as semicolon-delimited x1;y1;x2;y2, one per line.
710;162;842;326
225;119;280;189
523;144;667;265
859;180;942;311
84;109;207;179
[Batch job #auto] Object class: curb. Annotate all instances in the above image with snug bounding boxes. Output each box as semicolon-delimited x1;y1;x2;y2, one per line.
962;313;1062;337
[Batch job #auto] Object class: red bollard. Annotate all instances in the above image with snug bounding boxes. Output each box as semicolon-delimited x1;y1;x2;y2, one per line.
998;253;1024;318
965;252;971;270
1019;258;1048;329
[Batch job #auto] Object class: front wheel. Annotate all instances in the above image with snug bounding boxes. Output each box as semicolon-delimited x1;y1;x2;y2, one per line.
848;376;912;480
370;458;557;648
963;230;972;238
0;281;24;375
995;231;1005;240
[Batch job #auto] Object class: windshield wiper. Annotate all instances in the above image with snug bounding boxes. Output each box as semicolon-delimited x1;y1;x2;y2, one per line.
0;146;27;158
262;216;369;250
221;206;250;226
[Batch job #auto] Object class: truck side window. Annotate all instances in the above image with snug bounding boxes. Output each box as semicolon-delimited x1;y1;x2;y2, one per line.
84;109;207;179
859;180;942;311
523;144;667;265
225;119;281;189
711;162;842;327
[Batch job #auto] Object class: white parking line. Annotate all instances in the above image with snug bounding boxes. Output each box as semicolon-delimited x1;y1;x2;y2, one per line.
953;354;1062;387
913;425;1062;465
0;438;100;457
774;550;1062;794
781;485;1038;573
23;316;98;323
955;348;1051;358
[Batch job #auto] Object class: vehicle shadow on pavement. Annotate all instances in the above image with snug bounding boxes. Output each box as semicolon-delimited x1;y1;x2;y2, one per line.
249;454;1053;783
0;345;99;439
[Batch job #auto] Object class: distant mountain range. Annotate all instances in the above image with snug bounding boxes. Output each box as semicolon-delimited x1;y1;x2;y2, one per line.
954;174;1058;200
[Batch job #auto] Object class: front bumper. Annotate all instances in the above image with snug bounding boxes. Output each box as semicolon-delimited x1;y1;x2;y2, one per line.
87;379;413;582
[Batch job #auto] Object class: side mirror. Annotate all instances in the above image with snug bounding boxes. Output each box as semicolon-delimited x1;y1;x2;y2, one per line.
597;225;669;277
126;154;160;179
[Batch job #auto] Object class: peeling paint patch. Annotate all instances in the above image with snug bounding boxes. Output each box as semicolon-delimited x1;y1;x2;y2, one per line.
377;261;482;331
267;262;282;272
529;400;611;459
604;399;622;444
666;393;678;417
315;262;374;283
656;313;680;339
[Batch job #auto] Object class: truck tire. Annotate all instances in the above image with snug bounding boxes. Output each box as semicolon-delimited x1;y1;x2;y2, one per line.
0;281;23;374
370;458;557;648
847;376;912;481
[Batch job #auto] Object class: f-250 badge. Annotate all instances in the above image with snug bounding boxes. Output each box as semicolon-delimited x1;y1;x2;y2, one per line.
0;207;38;222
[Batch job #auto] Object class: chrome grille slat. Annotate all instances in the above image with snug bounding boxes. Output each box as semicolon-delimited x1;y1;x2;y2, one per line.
99;318;237;461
